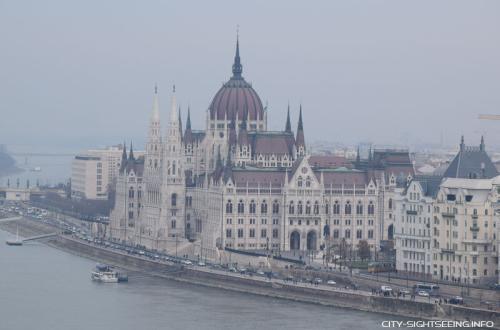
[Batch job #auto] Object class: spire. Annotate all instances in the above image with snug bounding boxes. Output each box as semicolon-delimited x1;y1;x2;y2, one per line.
170;85;178;123
480;135;485;151
152;84;160;122
129;142;135;161
238;110;249;146
460;135;465;151
228;114;237;147
186;107;191;130
121;141;127;162
231;31;243;79
295;105;305;150
356;146;360;164
285;104;292;133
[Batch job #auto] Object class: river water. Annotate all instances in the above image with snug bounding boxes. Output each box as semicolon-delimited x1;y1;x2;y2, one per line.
0;230;406;330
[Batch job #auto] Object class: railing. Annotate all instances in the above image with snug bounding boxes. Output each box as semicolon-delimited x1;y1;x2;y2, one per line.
406;210;418;215
441;212;455;218
441;248;455;254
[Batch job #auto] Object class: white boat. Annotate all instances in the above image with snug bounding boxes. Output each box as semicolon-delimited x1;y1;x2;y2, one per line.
91;271;119;283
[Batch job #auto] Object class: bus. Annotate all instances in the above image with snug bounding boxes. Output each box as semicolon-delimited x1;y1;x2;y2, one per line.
413;283;440;296
367;261;395;273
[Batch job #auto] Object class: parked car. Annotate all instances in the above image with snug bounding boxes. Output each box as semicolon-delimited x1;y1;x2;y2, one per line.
381;285;392;292
417;290;430;297
449;296;464;305
327;280;336;285
313;278;323;284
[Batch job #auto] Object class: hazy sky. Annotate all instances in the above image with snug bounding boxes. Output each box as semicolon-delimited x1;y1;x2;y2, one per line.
1;0;500;150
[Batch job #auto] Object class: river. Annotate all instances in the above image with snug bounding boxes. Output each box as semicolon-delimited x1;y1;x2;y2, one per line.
0;230;408;330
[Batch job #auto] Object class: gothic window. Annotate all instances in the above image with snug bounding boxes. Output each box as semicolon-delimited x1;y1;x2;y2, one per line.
128;211;134;220
368;229;374;239
171;219;176;229
226;229;232;238
325;203;329;214
305;201;311;215
388;198;393;210
226;200;233;213
238;229;243;238
261;200;268;214
250;200;256;214
345;201;352;215
333;230;339;239
333;201;340;214
272;229;278;238
297;176;303;187
249;229;255;238
368;201;375;215
289;201;294;214
272;200;279;214
128;187;134;199
171;193;177;207
306;176;311;187
314;201;319;215
172;161;176;175
238;200;245;214
298;201;303;214
167;161;171;175
138;190;142;199
356;201;363;215
261;229;267;238
345;229;351;239
356;229;362;239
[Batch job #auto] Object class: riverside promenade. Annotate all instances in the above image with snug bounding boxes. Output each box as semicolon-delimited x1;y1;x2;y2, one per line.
1;217;499;328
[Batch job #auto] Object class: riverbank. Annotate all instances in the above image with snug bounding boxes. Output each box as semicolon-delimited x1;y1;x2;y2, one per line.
1;218;499;328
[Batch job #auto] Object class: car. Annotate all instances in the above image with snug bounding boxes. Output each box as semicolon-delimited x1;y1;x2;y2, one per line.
327;280;336;285
256;270;265;276
489;283;500;291
197;262;206;267
417;290;430;297
449;296;464;305
381;286;392;292
181;260;192;265
400;289;411;295
138;251;145;255
229;267;238;272
313;278;323;284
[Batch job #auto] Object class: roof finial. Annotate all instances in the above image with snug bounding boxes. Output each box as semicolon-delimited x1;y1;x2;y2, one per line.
285;103;292;133
173;84;176;93
480;135;485;151
232;29;243;78
154;83;158;94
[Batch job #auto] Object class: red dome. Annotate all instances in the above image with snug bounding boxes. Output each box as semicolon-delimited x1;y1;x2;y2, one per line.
209;78;264;121
209;37;264;121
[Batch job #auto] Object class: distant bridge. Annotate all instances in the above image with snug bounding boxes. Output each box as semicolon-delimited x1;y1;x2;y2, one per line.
10;152;74;157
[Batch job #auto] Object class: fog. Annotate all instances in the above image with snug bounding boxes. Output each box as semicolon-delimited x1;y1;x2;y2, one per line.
1;0;499;150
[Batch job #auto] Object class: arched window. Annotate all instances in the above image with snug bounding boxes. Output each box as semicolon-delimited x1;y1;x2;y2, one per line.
325;203;329;215
345;229;351;239
289;201;295;214
297;176;303;187
388;198;393;210
172;161;176;176
250;200;256;214
226;200;233;214
261;200;268;214
356;229;362;239
306;176;311;187
171;193;177;207
272;200;279;214
345;201;351;215
171;219;176;229
314;201;319;215
238;200;245;214
368;201;375;215
297;201;303;214
333;201;340;214
356;201;363;215
305;201;311;215
128;187;134;198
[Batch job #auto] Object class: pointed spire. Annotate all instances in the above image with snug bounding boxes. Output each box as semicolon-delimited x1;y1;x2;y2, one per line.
460;135;465;151
232;31;243;79
480;135;485;151
152;84;160;122
129;142;135;161
295;105;305;151
170;84;178;123
186;107;191;130
298;104;303;131
356;146;360;164
122;141;127;161
285;103;292;133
